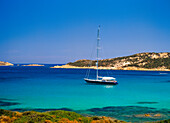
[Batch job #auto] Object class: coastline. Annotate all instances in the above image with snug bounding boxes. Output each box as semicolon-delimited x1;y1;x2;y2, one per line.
0;109;169;123
0;61;13;66
50;64;170;71
0;109;126;123
1;65;170;122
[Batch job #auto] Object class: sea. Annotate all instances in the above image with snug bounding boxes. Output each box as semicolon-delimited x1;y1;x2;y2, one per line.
0;64;170;122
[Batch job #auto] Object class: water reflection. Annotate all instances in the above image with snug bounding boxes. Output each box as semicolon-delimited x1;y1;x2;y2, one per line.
104;85;114;88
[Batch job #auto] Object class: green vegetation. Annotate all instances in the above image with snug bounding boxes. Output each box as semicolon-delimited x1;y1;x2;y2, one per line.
0;109;125;123
156;119;170;123
0;109;15;117
143;58;170;69
47;110;90;122
0;109;169;123
0;109;91;123
68;60;92;67
67;52;170;69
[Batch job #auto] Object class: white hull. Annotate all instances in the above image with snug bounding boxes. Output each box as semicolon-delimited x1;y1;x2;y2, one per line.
84;78;118;85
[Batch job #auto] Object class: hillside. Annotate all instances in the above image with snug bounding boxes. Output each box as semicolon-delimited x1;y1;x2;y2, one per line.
0;61;13;66
0;109;125;123
67;52;170;70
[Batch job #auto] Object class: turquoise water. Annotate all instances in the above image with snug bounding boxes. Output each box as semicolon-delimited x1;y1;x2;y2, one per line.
0;65;170;122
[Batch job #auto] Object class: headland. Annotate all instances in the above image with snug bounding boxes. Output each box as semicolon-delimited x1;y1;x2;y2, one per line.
51;52;170;71
0;61;13;66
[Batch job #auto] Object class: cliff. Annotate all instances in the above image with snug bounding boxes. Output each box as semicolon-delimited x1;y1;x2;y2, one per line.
0;61;13;66
66;52;170;71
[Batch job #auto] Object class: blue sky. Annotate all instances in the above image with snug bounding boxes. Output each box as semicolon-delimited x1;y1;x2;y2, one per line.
0;0;170;63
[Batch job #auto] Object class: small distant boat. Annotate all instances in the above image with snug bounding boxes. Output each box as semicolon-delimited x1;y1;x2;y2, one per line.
84;26;118;85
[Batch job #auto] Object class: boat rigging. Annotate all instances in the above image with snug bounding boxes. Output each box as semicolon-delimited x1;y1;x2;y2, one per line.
84;25;118;85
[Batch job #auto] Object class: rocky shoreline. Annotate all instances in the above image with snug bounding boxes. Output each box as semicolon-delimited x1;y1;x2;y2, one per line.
51;64;170;71
0;109;170;123
0;61;13;66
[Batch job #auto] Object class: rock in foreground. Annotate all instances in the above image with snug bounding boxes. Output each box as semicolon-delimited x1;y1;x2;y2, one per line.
0;109;126;123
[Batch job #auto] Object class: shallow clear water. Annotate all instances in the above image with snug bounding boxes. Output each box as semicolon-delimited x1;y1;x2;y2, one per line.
0;65;170;122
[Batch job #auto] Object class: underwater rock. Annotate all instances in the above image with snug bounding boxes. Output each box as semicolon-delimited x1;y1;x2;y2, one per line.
137;102;158;104
0;100;20;106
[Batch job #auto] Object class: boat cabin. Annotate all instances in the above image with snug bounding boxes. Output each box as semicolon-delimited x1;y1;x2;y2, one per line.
99;77;117;82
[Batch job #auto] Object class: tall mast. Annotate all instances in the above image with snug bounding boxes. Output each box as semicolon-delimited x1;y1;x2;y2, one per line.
96;25;100;80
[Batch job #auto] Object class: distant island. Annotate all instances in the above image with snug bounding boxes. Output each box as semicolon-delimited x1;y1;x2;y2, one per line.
51;52;170;71
0;61;13;66
22;64;44;66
